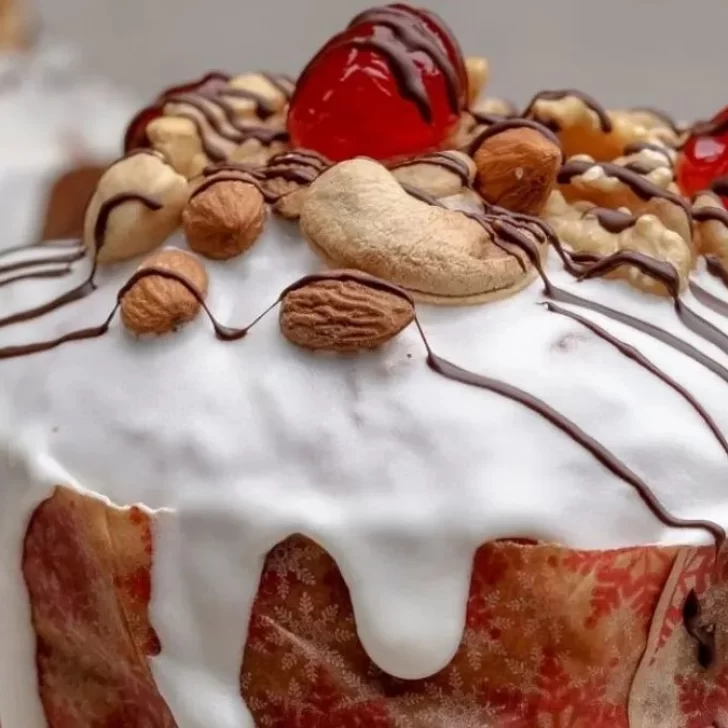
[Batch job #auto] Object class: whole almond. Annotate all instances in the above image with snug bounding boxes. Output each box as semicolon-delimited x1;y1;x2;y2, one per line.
473;126;561;215
121;248;209;336
279;273;415;352
183;178;266;260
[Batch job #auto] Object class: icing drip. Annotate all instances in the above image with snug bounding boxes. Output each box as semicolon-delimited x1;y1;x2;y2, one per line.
6;216;728;727
522;89;613;133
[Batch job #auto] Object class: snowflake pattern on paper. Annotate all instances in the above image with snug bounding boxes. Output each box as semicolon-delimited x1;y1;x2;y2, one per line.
18;487;727;727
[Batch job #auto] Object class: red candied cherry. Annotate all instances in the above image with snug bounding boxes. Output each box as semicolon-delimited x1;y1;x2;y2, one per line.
123;72;231;152
677;105;728;202
287;4;467;163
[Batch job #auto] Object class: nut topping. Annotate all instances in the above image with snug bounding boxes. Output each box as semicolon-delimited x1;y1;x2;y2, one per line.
121;248;209;335
183;177;267;259
279;272;415;352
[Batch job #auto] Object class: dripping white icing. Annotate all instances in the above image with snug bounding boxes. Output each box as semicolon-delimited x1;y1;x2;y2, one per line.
4;220;728;726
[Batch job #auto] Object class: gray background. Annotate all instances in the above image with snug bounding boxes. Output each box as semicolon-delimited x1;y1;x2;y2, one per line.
35;0;727;121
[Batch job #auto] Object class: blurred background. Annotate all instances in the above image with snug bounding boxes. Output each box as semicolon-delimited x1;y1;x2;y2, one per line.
33;0;728;120
1;0;726;246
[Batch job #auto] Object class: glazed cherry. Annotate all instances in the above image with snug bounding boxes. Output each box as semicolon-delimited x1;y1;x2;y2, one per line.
677;105;728;201
123;72;231;152
287;4;467;162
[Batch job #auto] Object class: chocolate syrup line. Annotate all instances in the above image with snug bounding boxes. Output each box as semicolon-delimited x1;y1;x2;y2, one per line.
465;117;562;156
477;216;728;388
258;72;296;99
168;96;287;147
522;89;613;133
0;239;83;260
544;301;728;459
1;264;721;545
0;194;162;330
558;159;692;217
0;249;85;277
689;281;728;318
392;152;472;187
175;112;229;162
399;182;445;208
623;141;675;168
268;150;330;169
215;88;277;120
297;5;463;127
693;203;728;228
0;266;73;289
629;106;682;135
346;7;460;114
190;173;273;203
690;117;728;139
573;250;728;358
348;35;433;123
581;207;638;233
469;111;509;127
706;256;728;289
624;161;654;176
414;322;724;547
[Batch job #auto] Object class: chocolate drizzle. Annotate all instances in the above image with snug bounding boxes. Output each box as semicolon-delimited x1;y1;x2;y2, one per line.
558;159;692;218
168;97;288;159
693;201;728;228
690;116;728;140
468;209;728;389
196;151;330;203
523;89;613;133
1;264;722;547
190;173;271;203
707;256;728;288
0;248;84;276
623;141;675;168
0;193;162;330
392;152;472;186
629;106;682;135
583;207;637;234
297;4;463;126
258;72;296;99
465;117;562;156
545;301;728;458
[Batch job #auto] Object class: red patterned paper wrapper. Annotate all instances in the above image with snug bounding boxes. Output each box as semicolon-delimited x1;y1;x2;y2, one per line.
19;487;728;727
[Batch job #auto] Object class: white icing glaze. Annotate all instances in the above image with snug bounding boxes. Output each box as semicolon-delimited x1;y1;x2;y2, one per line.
3;212;728;726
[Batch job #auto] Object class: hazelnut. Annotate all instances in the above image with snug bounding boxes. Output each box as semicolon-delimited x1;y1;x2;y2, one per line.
121;248;209;336
83;151;189;264
182;177;267;260
473;126;561;215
